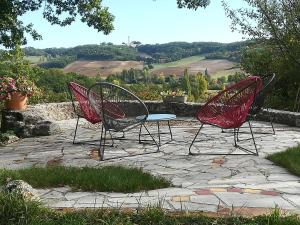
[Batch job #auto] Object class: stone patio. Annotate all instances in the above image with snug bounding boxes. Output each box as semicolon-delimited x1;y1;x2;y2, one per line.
1;117;300;216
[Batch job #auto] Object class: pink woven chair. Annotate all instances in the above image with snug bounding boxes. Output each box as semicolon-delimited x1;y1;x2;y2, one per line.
68;82;102;144
189;76;263;155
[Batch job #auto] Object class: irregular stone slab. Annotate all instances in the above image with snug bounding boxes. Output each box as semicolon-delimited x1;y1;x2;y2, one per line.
65;192;93;201
283;194;300;207
190;195;221;205
168;200;218;212
51;200;76;208
214;192;295;210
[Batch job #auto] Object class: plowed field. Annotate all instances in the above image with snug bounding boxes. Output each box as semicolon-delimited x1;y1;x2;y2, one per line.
152;59;240;77
64;60;144;77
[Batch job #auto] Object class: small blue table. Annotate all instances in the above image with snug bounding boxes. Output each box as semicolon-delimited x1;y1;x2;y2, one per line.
138;114;176;146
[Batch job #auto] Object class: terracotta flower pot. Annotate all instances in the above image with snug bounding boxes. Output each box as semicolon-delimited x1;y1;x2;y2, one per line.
5;92;28;110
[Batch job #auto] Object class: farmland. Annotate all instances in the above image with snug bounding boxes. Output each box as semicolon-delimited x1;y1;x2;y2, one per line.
62;56;240;78
63;60;144;77
151;56;240;77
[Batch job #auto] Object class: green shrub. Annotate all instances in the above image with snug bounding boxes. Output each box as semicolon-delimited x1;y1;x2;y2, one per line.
0;192;45;225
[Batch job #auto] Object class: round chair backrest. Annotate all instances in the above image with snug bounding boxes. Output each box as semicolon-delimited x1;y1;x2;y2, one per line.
68;82;101;124
197;76;262;129
88;82;149;131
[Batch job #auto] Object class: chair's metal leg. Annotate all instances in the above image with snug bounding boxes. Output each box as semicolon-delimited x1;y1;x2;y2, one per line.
236;127;240;141
138;124;143;144
157;121;161;146
73;116;80;144
270;120;275;135
99;125;104;160
143;123;159;152
189;124;204;155
248;121;258;156
168;121;173;140
101;129;107;161
108;130;114;147
233;128;237;147
267;108;275;135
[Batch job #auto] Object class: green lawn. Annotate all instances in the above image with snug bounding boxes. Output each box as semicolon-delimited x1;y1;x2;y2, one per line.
0;166;170;193
152;55;205;70
1;193;299;225
267;145;300;176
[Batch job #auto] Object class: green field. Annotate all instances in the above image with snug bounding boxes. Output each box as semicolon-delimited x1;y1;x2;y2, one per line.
152;55;205;70
212;68;241;78
25;56;48;64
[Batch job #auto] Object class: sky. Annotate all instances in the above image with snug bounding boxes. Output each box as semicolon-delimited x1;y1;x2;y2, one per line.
21;0;247;49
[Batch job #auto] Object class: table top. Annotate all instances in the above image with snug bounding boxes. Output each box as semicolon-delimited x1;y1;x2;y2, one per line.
145;113;176;121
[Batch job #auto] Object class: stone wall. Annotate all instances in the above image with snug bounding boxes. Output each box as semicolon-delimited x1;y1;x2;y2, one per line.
1;101;300;138
0;102;75;138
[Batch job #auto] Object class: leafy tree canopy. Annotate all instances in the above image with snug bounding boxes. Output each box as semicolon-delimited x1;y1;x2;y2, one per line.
0;0;114;49
177;0;210;9
223;0;300;69
0;0;211;49
223;0;300;109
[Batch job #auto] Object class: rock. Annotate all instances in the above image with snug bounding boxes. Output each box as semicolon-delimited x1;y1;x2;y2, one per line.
33;121;61;136
3;180;40;201
0;134;19;146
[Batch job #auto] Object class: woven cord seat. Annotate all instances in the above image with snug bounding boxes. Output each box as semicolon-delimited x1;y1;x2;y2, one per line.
69;82;101;124
68;82;102;144
189;76;263;155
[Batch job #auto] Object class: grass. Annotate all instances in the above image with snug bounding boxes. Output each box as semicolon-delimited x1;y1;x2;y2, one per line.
1;192;300;225
0;166;171;193
211;68;240;78
152;55;205;70
267;145;300;176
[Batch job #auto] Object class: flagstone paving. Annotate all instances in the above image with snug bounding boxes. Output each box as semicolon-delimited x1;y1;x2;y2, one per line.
1;118;300;215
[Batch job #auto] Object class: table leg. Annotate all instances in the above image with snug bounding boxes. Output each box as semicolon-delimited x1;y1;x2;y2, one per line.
157;121;161;146
168;120;173;140
138;124;142;143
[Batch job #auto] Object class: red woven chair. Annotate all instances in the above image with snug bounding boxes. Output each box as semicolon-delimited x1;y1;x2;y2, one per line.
189;76;263;155
67;82;102;144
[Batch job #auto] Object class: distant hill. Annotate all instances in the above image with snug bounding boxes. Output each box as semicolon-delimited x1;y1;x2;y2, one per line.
23;41;248;69
138;41;246;63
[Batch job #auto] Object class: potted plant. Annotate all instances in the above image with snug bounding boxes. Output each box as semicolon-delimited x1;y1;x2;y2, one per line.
161;90;187;103
0;76;36;110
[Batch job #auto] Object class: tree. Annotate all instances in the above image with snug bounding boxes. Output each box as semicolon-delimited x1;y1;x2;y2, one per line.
0;0;114;48
223;0;300;109
191;72;207;100
177;0;210;9
0;0;211;49
182;68;192;97
223;0;300;68
240;46;274;76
